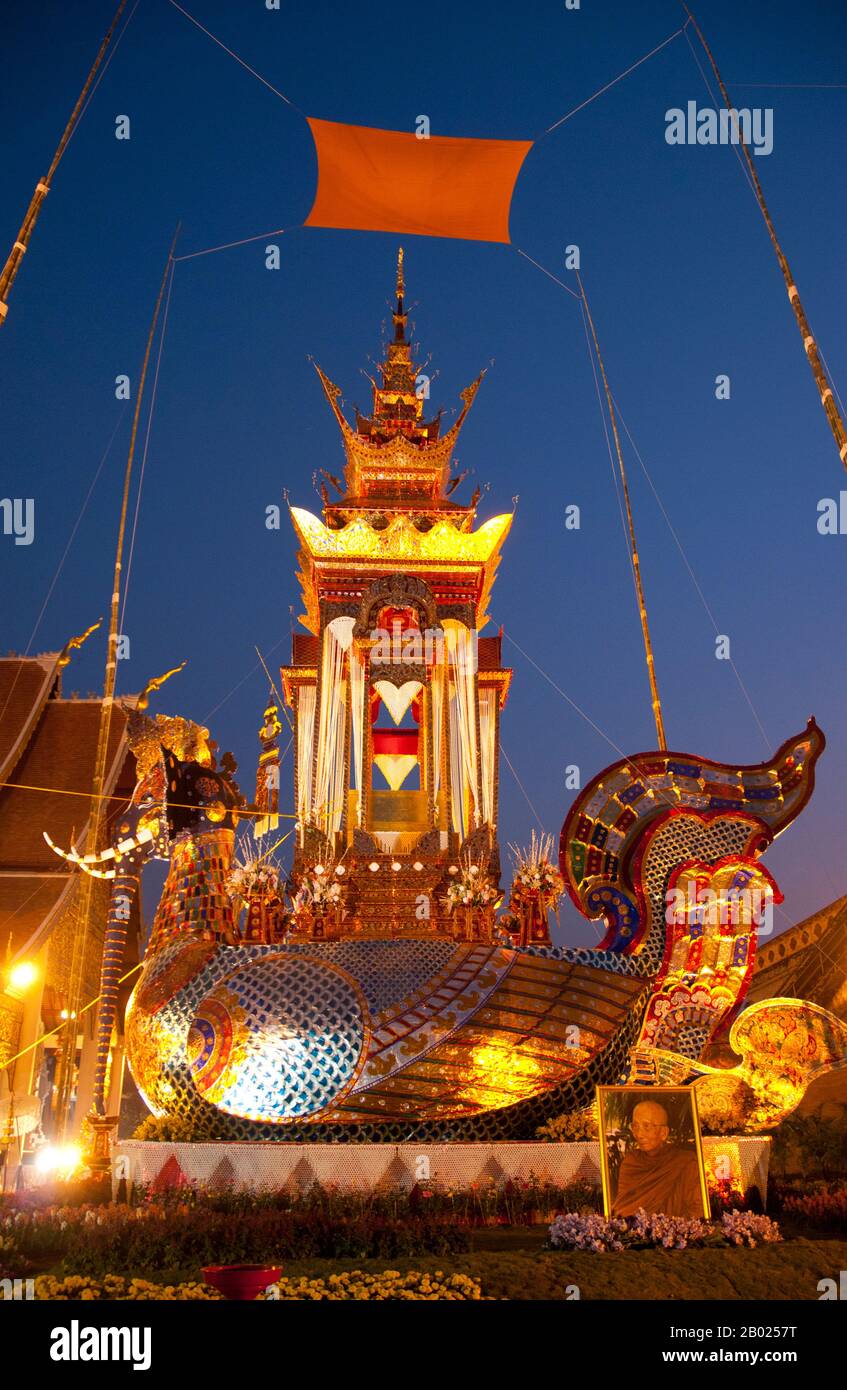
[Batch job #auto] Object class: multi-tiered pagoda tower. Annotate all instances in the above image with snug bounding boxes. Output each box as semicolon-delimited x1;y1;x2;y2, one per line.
281;251;513;938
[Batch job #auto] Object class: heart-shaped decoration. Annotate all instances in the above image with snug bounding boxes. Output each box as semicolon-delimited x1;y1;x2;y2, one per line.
373;680;422;726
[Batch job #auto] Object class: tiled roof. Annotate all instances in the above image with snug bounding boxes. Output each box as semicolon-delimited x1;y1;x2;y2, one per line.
288;634;319;667
0;700;129;871
0;654;60;785
0;663;135;957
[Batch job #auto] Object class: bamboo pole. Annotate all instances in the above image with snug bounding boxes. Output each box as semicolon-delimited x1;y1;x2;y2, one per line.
55;231;179;1138
578;272;668;751
0;0;129;324
682;4;847;472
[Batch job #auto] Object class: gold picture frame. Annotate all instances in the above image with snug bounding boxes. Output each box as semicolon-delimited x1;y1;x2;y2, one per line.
597;1085;710;1220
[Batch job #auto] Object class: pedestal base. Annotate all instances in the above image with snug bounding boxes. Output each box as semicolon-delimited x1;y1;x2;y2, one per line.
113;1136;770;1198
87;1114;120;1173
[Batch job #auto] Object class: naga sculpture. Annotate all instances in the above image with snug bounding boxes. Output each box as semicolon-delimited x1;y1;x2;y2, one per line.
46;713;847;1141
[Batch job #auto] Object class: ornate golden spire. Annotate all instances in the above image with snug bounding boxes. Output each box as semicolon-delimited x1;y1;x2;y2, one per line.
311;250;485;508
396;245;405;304
367;247;421;435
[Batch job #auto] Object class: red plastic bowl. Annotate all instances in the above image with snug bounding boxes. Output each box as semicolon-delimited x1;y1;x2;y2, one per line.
201;1263;282;1300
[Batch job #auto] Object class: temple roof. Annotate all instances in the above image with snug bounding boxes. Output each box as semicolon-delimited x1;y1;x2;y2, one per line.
0;655;136;958
0;653;61;785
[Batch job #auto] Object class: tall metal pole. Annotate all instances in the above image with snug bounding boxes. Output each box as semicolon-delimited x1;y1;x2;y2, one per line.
578;272;668;751
683;4;847;473
55;232;179;1139
0;0;129;325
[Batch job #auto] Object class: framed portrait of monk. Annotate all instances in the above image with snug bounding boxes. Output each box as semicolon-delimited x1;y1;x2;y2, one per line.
597;1086;710;1220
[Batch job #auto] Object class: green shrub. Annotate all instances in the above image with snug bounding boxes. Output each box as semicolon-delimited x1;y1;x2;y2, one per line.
132;1113;218;1143
769;1113;847;1179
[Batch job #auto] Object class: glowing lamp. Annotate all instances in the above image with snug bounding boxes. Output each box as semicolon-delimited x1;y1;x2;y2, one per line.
34;1144;82;1178
413;861;423;872
8;960;38;993
391;862;402;872
369;862;380;872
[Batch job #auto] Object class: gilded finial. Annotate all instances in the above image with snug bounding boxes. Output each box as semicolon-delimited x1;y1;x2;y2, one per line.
137;660;187;711
57;619;102;669
396;246;405;301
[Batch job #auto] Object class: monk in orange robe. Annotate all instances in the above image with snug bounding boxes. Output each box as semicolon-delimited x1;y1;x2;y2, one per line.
611;1099;705;1218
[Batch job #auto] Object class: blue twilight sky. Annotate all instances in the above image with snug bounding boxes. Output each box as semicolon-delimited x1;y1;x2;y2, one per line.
1;0;846;945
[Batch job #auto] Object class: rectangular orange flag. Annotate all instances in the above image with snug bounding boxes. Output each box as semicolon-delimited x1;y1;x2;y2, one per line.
305;118;532;244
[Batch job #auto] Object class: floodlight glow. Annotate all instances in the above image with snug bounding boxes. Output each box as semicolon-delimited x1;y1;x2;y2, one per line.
8;961;37;992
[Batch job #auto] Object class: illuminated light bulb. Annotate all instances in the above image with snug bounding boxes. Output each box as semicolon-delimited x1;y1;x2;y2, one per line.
9;960;37;992
335;865;345;875
314;864;325;875
34;1143;82;1178
391;861;402;872
413;861;423;872
60;1009;69;1020
469;866;479;876
448;866;458;875
369;862;379;872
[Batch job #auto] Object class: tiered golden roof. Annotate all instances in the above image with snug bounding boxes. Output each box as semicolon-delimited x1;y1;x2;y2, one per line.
293;250;512;632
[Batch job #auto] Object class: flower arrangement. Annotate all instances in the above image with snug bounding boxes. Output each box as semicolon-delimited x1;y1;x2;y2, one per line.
720;1210;782;1247
548;1208;781;1253
445;855;498;910
504;831;564;944
292;861;344;916
510;830;565;900
225;842;283;909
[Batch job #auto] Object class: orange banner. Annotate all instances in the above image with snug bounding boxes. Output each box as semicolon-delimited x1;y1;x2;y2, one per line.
305;118;532;244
